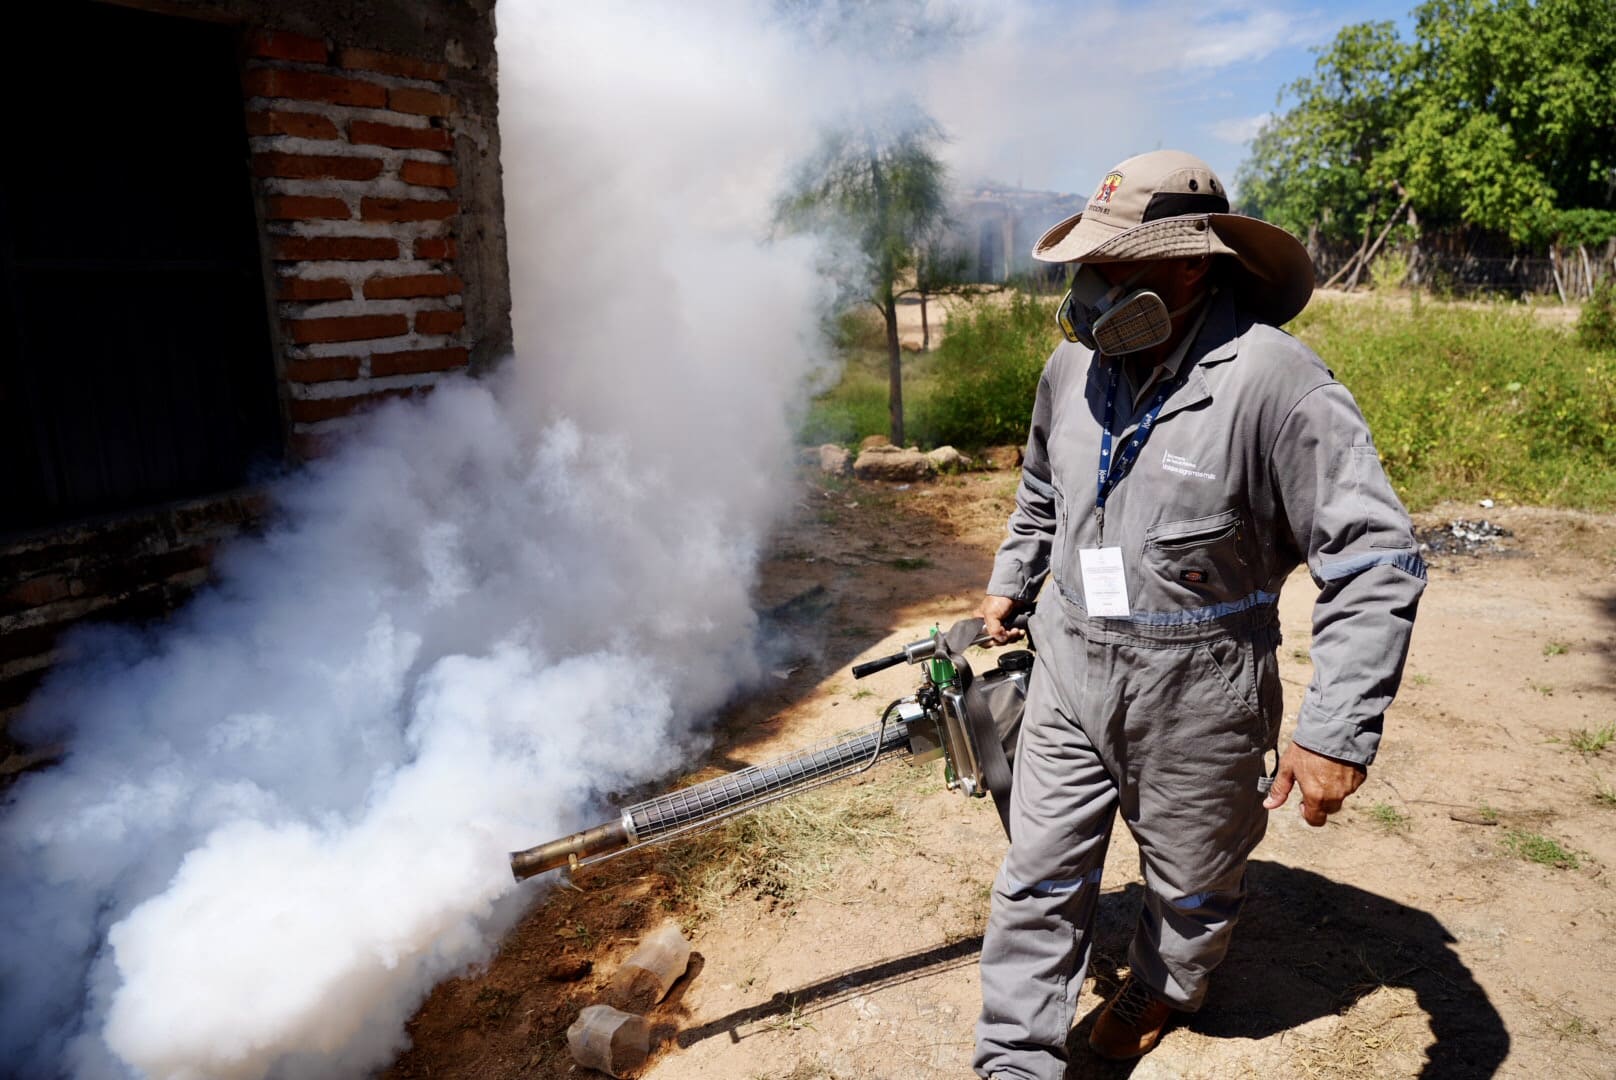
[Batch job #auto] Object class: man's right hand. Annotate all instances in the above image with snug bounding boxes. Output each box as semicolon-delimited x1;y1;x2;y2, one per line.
977;595;1025;644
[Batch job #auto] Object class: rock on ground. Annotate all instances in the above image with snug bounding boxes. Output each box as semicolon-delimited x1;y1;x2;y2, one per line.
926;446;971;472
816;444;852;476
854;445;936;482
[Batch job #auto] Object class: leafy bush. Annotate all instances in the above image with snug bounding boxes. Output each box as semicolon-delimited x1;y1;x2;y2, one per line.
917;291;1060;449
1577;279;1616;352
1290;299;1616;509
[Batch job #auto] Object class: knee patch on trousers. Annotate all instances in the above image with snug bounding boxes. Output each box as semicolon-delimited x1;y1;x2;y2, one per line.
1004;865;1103;899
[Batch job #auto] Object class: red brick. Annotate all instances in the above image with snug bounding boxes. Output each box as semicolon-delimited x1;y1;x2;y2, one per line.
272;236;398;261
389;87;453;117
338;47;448;82
277;276;352;301
414;309;465;335
413;236;458;260
400;160;456;189
360;197;456;223
247;110;339;140
286;313;408;344
246;29;327;63
363;273;462;300
254;152;383;181
288;388;422;423
285;356;361;382
348;120;452;151
370;347;469;377
243;68;386;109
266;195;350;221
0;575;74;615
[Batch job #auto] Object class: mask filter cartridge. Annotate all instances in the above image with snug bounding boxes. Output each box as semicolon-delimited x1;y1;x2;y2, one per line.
1057;266;1175;356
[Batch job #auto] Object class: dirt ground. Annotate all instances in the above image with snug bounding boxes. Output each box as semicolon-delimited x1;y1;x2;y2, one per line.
389;468;1616;1080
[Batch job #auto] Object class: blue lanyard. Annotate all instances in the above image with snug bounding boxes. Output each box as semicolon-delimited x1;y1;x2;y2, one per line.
1095;363;1182;538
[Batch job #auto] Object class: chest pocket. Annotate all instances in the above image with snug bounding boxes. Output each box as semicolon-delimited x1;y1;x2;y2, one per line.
1139;507;1252;612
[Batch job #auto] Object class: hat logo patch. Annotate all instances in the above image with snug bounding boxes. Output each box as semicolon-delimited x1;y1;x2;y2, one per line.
1095;171;1123;205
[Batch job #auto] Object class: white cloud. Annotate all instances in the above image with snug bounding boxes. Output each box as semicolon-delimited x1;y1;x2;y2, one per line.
1210;111;1272;146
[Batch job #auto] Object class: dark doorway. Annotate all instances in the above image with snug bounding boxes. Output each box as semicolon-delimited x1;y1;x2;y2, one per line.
1;1;283;534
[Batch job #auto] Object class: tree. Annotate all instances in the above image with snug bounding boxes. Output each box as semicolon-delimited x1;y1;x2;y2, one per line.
1239;0;1616;253
1237;21;1417;247
776;117;950;445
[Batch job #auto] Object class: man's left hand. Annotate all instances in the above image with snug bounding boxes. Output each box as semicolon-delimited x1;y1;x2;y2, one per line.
1262;743;1366;826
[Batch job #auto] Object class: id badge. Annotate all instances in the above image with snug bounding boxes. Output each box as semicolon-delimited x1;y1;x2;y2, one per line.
1079;547;1131;617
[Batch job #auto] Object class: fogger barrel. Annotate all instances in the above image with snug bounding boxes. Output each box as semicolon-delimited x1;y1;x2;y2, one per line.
510;717;913;880
509;616;1029;882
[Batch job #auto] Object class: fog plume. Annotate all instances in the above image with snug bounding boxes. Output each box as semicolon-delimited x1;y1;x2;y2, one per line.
1;3;830;1077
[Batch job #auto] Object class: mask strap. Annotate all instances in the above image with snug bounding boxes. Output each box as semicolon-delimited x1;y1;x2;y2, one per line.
1100;266;1152;308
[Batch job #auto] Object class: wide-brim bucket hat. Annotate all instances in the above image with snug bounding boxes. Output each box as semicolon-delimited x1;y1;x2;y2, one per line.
1033;150;1314;326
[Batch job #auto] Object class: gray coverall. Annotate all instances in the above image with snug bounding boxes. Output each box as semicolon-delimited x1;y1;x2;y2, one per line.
973;292;1425;1080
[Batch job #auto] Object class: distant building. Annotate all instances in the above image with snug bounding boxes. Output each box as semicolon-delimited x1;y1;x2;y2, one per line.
954;184;1084;285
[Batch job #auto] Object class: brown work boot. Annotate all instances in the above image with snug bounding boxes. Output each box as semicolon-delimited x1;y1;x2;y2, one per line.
1088;974;1175;1060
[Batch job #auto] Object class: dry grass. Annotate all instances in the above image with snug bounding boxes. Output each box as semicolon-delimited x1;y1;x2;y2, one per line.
656;761;921;917
1289;985;1430;1078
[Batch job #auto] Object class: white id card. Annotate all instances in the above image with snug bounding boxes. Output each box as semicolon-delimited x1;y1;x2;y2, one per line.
1079;547;1131;617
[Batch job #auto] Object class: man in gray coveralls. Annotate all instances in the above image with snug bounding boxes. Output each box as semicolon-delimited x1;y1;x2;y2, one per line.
971;150;1425;1079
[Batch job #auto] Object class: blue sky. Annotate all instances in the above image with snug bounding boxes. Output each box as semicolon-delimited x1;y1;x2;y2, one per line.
1171;0;1415;191
924;0;1419;199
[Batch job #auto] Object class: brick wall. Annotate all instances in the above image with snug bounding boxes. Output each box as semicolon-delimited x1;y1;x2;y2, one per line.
244;29;479;453
1;4;512;762
1;492;268;768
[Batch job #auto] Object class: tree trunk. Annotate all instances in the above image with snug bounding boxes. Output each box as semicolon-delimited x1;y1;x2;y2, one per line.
1346;199;1408;292
920;292;931;351
883;293;904;446
1341;213;1376;291
1322;251;1361;291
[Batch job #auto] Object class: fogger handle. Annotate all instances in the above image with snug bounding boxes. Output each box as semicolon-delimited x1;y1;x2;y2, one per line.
851;652;907;678
851;613;1030;679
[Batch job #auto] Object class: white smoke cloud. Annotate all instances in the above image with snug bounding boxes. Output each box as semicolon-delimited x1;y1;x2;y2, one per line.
1;2;831;1077
0;2;1333;1076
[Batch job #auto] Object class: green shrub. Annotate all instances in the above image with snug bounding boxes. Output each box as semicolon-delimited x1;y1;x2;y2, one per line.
799;341;944;448
1290;299;1616;509
1578;279;1616;351
801;291;1616;511
799;356;891;446
918;292;1060;449
1368;249;1410;292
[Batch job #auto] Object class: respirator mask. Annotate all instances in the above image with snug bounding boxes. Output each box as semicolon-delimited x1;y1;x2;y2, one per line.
1056;264;1202;356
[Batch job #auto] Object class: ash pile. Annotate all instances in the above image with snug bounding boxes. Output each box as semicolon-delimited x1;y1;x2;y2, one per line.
1416;519;1515;557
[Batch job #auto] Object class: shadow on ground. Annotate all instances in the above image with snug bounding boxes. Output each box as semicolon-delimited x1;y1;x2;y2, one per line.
678;860;1509;1079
